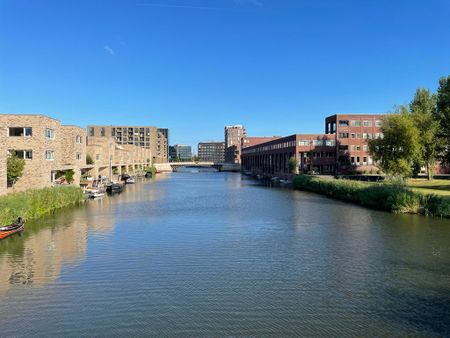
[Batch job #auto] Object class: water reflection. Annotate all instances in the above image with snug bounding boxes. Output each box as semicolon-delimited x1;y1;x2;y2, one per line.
0;173;448;337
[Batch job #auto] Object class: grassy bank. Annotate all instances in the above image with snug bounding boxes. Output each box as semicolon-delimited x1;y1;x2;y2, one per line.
293;175;450;218
0;186;84;225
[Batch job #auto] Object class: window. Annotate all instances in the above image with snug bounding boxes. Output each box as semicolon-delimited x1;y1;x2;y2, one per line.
356;146;361;151
76;152;82;160
9;127;32;137
375;120;382;127
9;150;32;159
111;128;116;137
96;154;100;161
363;121;372;127
89;128;95;136
45;128;55;139
325;140;336;146
363;145;368;152
351;120;362;127
351;145;356;151
100;128;105;137
339;145;349;150
313;140;324;146
339;120;349;126
363;133;367;139
351;133;356;139
356;133;361;139
363;157;367;165
339;133;349;138
76;135;82;144
45;150;55;160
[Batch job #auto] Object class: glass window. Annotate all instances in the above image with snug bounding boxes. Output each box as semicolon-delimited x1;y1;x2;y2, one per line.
363;121;372;127
339;133;349;138
45;150;55;160
100;128;105;137
375;120;382;127
351;120;362;127
45;128;55;139
339;120;349;126
76;152;81;160
89;128;94;136
9;150;33;159
76;135;82;144
9;127;32;137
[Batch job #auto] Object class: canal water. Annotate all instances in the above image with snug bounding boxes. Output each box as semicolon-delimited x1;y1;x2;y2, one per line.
0;172;449;337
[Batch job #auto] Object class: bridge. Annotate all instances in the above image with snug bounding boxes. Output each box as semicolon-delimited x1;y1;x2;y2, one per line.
154;162;241;172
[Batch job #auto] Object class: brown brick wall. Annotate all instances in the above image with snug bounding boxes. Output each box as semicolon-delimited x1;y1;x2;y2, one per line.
0;128;7;195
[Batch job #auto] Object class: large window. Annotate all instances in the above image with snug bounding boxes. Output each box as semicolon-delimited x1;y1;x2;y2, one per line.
299;140;310;146
76;135;82;144
339;120;349;126
375;120;383;127
325;140;336;146
339;133;349;138
45;128;55;139
100;128;105;137
351;120;362;127
9;150;33;159
45;150;55;160
89;128;94;136
9;127;32;137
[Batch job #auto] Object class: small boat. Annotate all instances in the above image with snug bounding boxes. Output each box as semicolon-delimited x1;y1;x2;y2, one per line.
0;218;25;240
85;189;105;199
126;177;136;184
106;183;124;194
145;172;153;178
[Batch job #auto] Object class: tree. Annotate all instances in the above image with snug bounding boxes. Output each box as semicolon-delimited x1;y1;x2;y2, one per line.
410;88;443;179
288;156;298;174
369;107;421;178
435;75;450;165
7;152;25;186
86;154;94;165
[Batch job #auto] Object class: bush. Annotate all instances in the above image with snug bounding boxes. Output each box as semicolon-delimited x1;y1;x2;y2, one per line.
7;152;25;186
145;166;157;177
86;154;94;165
0;186;84;225
293;175;450;217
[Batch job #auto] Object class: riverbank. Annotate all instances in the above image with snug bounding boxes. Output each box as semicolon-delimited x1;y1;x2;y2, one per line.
0;186;84;225
293;175;450;218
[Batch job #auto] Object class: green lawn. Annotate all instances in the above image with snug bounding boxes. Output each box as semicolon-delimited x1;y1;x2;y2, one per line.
407;179;450;196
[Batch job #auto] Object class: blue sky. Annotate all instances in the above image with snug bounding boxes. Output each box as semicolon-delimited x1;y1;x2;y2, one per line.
1;0;449;150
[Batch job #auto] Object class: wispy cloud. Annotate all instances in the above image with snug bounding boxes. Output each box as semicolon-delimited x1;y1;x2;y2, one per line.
137;3;227;10
234;0;263;6
103;45;115;56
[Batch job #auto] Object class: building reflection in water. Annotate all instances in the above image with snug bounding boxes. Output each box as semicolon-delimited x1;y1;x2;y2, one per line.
0;176;166;293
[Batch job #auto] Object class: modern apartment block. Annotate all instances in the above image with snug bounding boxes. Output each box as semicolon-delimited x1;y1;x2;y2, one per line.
169;144;192;161
0;115;87;193
325;114;384;173
242;134;337;178
198;141;225;163
224;125;246;164
87;125;169;163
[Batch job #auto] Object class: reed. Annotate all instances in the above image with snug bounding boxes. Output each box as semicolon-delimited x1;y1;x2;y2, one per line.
292;175;450;218
0;186;84;225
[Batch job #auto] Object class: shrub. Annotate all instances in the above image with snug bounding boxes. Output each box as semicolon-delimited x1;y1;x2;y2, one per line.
86;154;94;165
7;152;25;186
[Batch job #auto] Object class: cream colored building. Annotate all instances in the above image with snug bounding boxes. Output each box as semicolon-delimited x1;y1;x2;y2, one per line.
0;115;86;193
0;114;155;195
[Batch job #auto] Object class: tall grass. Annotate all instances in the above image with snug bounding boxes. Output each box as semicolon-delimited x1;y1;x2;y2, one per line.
293;175;450;218
0;186;84;225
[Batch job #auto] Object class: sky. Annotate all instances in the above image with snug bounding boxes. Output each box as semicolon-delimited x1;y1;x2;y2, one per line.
1;0;449;151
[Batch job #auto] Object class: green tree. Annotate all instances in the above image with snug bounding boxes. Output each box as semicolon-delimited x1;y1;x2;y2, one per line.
64;169;75;184
410;88;443;179
7;152;25;186
288;157;298;174
369;107;421;178
435;75;450;165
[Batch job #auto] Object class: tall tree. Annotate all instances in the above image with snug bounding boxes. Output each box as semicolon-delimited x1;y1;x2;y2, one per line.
435;75;450;165
369;107;421;178
410;88;442;179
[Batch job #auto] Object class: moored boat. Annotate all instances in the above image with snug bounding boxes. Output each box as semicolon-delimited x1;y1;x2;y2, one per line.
0;218;25;240
106;183;124;194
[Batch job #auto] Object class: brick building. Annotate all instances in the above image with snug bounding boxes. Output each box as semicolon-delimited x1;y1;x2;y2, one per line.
224;125;246;164
242;134;337;179
325;114;384;174
87;125;169;163
0;115;87;193
0;128;7;195
241;136;281;149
